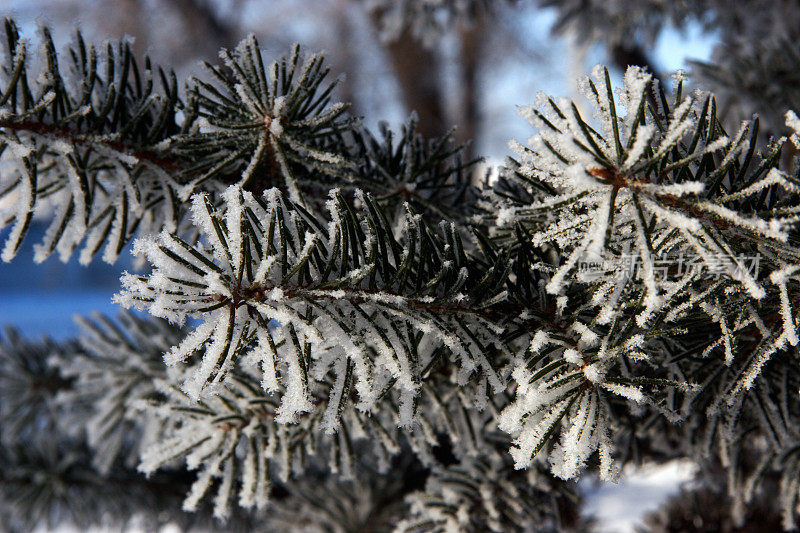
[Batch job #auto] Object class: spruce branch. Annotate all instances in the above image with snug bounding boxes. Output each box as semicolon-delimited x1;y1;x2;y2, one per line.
173;37;357;203
0;318;262;532
347;116;481;226
0;19;187;264
494;65;800;335
114;184;509;419
397;454;584;533
52;311;188;474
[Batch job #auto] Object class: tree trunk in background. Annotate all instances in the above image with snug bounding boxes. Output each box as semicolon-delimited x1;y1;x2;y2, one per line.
609;41;662;82
96;0;146;58
381;27;447;140
93;0;238;68
371;12;484;158
334;3;358;114
169;0;238;60
455;16;485;162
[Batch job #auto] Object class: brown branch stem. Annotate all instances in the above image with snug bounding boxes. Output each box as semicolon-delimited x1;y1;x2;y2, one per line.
0;118;181;172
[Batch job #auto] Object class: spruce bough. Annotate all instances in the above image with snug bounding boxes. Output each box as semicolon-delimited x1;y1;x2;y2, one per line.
2;17;800;532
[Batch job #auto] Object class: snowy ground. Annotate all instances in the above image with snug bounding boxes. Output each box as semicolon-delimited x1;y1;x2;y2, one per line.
582;460;698;532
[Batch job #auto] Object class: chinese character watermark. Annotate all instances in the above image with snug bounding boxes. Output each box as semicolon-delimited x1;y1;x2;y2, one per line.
577;253;760;282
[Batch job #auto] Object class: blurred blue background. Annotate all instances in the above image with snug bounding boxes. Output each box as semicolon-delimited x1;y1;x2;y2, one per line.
0;224;130;338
